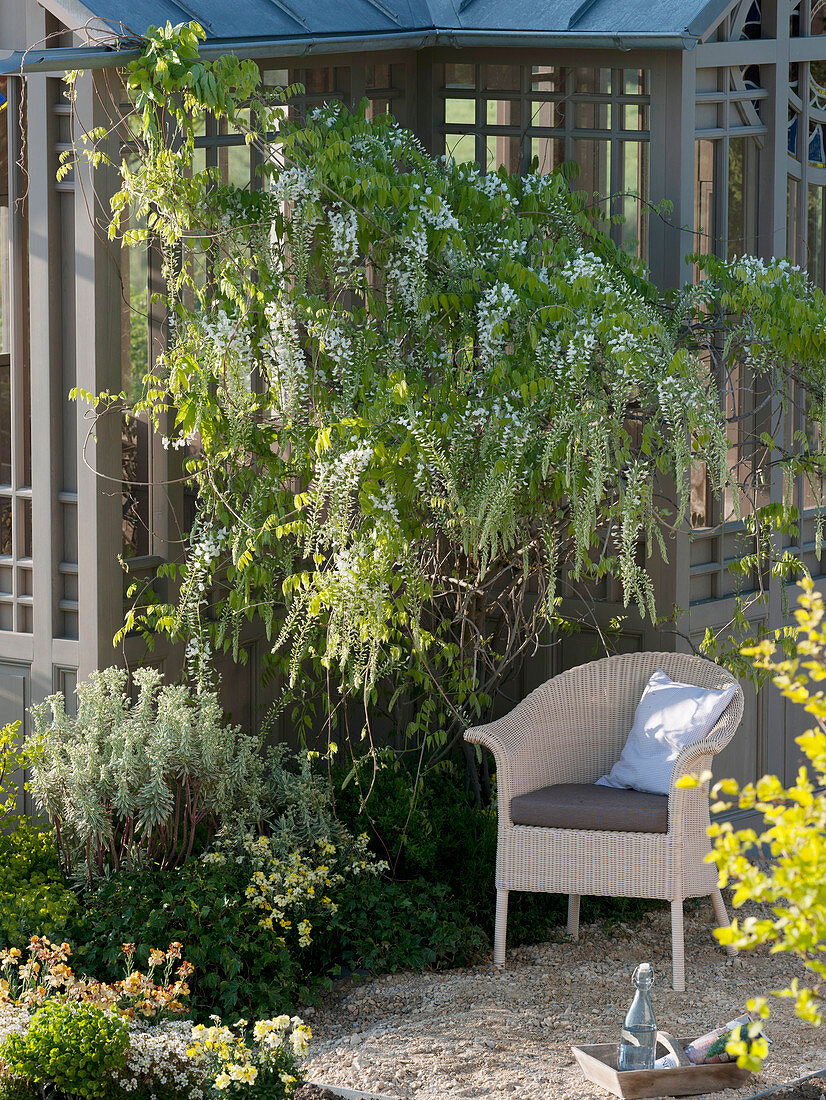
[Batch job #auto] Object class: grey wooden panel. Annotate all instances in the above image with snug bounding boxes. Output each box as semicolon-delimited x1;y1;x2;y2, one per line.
0;668;26;815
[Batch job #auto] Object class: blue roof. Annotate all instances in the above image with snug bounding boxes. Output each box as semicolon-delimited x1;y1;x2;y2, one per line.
73;0;729;42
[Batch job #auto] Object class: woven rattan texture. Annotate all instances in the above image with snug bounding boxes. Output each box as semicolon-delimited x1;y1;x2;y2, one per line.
465;652;745;991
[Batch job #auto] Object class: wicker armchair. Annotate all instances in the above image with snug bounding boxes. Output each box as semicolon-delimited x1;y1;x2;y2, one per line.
464;652;744;991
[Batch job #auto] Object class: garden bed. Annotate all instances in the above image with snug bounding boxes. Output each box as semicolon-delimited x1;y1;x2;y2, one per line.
302;900;823;1100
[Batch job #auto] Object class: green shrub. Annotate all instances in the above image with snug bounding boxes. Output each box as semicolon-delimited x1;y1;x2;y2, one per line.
0;822;78;948
334;752;657;949
1;1000;129;1099
333;875;486;972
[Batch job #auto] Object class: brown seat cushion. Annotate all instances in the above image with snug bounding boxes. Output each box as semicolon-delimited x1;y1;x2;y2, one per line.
509;783;669;833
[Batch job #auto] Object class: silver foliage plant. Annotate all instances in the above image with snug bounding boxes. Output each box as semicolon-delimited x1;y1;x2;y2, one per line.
27;667;265;878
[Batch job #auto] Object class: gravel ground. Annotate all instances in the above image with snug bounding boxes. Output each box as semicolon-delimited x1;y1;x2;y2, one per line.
302;899;825;1100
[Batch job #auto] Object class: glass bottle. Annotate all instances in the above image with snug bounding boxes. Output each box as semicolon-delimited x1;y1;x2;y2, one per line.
618;962;657;1072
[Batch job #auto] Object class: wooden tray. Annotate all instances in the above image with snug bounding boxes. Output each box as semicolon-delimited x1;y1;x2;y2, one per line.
572;1032;756;1098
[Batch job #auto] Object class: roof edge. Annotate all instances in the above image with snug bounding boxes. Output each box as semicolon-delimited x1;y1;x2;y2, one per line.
0;27;695;75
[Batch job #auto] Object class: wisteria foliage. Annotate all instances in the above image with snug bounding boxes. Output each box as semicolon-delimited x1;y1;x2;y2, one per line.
81;22;826;756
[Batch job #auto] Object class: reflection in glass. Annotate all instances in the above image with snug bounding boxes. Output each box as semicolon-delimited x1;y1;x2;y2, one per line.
486;100;521;127
486;135;521;174
808;185;825;288
531;137;564;174
695;139;717;260
788;177;801;265
484;65;520;91
0;497;10;556
0;360;9;485
445;99;475;126
728;136;759;260
445;133;476;165
444;64;475;89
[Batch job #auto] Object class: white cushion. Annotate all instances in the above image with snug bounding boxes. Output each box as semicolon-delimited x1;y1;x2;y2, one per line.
595;668;737;796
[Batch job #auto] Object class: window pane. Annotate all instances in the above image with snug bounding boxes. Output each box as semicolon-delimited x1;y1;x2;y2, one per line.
812;0;826;34
621;141;649;259
695;139;717;259
0;497;10;556
486;99;521;127
445;99;475;126
576;102;610;130
483;65;519;91
574;68;611;95
486;135;521;174
788;177;801;264
445;133;476;165
808;185;825;288
0;207;8;356
21;498;31;558
624;69;648;95
573;139;609;210
531;137;565;174
728;136;759;260
530;100;565;128
531;66;564;94
0;359;9;485
444;64;475;89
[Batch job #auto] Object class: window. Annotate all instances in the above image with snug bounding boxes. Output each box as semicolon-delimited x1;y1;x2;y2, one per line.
435;62;651;259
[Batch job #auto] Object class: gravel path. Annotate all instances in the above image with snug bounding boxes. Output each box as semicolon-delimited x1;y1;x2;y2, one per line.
303;899;825;1099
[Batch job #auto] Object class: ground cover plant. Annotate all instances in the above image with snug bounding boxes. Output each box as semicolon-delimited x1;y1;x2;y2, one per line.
0;937;310;1100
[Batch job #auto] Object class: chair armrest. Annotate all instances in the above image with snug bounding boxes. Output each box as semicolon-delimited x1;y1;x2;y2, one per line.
464;712;528;760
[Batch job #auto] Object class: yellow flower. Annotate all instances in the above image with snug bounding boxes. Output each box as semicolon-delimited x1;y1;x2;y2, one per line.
214;1073;231;1090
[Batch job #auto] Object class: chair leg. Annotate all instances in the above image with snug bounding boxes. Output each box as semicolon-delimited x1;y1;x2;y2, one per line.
711;887;738;957
494;888;509;968
567;894;581;940
671;898;686;993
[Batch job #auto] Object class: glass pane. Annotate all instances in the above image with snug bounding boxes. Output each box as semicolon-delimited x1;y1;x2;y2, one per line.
483;65;519;91
0;497;10;556
21;498;31;558
445;133;476;166
621;141;649;260
445;99;475;126
803;417;825;510
220;144;252;188
695;139;717;258
573;68;611;95
366;98;390;120
790;0;801;35
789;107;800;160
573;139;610;211
485;134;521;174
624;69;648;95
531;137;565;174
531;100;565;128
808;185;825;288
365;63;391;91
691;462;709;527
485;99;521;127
813;0;826;34
531;66;564;94
576;102;611;130
0;359;9;484
122;414;150;558
741;0;761;39
261;68;289;86
728;137;752;259
622;103;648;131
0;206;8;356
444;64;475;89
788;177;801;264
810;121;826;168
